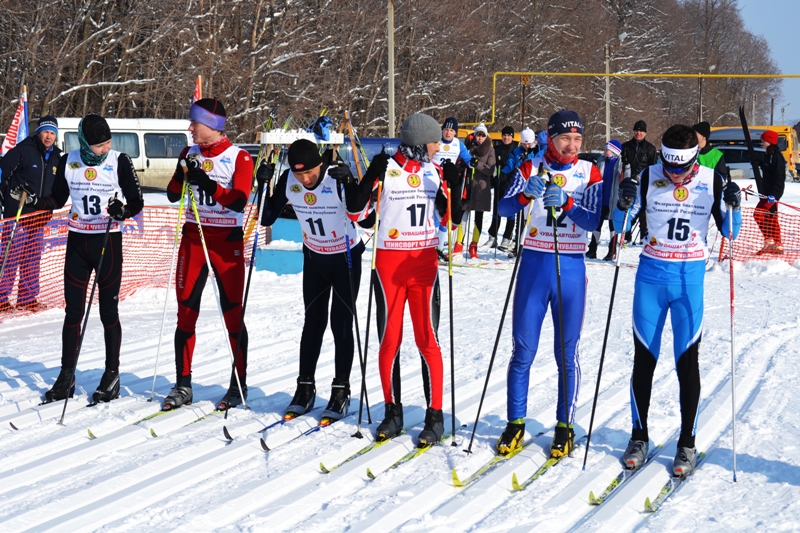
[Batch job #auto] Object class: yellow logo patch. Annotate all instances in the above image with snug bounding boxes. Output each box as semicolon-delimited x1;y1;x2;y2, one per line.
84;168;97;181
69;161;82;170
653;179;669;188
387;169;402;178
407;174;421;188
551;174;567;188
290;184;302;193
388;228;400;239
673;186;689;202
529;227;538;237
202;160;214;172
304;192;317;205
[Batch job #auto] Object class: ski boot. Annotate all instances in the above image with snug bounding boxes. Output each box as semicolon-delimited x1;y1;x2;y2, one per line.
484;236;498;249
417;408;445;448
43;366;76;404
621;439;649;470
550;423;575;459
320;378;350;426
91;369;120;404
468;242;479;259
218;375;248;410
376;402;403;441
496;420;525;456
437;249;449;262
585;235;598;259
673;446;697;477
163;385;193;411
497;238;514;254
452;242;464;255
603;239;616;261
284;375;316;420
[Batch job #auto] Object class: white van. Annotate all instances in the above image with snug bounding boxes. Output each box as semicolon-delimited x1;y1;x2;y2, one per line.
52;118;191;189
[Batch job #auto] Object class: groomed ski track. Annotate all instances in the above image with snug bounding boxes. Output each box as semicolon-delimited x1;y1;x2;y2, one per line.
2;196;800;532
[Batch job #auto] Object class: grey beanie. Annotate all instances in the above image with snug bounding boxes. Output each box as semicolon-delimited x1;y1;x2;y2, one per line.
400;113;442;146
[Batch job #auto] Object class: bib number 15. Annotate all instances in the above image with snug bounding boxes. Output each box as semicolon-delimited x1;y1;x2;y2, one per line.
667;217;691;241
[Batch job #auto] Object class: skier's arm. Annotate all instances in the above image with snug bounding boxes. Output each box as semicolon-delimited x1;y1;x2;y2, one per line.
498;160;534;218
501;148;519;175
211;150;252;212
458;141;473;166
0;144;23;189
166;146;191;203
116;153;144;218
713;172;742;239
436;161;464;225
561;165;602;232
260;168;290;227
34;157;70;211
611;171;643;233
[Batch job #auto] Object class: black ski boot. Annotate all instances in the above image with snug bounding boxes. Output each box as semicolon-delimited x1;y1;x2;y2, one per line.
284;375;316;420
417;407;445;448
91;369;120;404
321;378;350;425
550;424;575;459
376;402;403;441
43;366;76;403
585;235;598;259
163;385;193;411
603;238;616;261
218;375;248;410
496;421;525;456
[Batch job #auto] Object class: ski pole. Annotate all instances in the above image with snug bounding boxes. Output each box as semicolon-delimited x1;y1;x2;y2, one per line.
355;178;381;437
338;179;371;434
547;173;571;453
582;207;632;469
184;163;247;409
59;202;116;425
727;172;738;482
465;163;543;453
446;184;457;446
149;182;187;401
0;191;27;282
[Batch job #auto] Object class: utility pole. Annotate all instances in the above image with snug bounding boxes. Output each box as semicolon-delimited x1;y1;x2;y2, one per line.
387;0;395;138
605;43;611;143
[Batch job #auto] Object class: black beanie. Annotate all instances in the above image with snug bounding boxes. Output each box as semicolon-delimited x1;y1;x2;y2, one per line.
442;117;459;131
81;114;112;145
633;120;647;132
288;139;323;172
501;126;515;136
692;121;711;139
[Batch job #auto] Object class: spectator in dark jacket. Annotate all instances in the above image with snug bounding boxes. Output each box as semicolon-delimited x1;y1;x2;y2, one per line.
461;123;496;259
621;120;657;243
755;129;787;254
0;116;62;311
488;125;518;248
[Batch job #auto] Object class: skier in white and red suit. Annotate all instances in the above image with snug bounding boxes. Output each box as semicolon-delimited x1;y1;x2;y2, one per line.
163;98;254;411
349;113;464;447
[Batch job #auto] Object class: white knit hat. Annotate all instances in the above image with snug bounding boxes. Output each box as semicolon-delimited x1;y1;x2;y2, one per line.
474;123;488;136
520;128;535;144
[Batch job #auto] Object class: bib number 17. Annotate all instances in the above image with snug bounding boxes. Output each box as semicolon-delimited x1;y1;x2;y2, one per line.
406;203;426;226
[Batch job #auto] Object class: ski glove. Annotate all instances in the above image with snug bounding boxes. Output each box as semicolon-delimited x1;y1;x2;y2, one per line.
543;184;568;208
366;152;391;180
107;197;128;221
523;174;545;199
617;178;638;210
723;181;741;208
469;157;479;168
9;185;36;205
256;160;275;188
328;162;357;187
441;160;463;193
186;159;218;196
767;195;776;204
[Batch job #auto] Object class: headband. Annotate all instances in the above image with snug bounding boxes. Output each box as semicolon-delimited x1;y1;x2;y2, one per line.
189;103;226;131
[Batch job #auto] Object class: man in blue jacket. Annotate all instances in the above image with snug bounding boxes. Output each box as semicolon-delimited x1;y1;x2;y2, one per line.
0;116;62;311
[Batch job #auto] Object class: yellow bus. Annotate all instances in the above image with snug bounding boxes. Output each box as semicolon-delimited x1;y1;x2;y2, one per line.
710;125;799;180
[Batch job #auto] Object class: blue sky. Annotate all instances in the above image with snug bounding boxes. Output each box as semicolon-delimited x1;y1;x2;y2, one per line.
739;0;800;125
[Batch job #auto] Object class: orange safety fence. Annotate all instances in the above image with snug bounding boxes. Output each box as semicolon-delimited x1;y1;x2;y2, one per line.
718;206;800;262
0;204;260;316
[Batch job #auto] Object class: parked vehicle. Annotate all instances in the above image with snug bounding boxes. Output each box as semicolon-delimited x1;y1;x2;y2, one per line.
710;126;797;181
714;145;766;180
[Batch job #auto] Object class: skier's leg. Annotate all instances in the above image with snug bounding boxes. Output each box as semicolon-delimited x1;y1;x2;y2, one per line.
330;256;361;381
407;249;443;410
298;256;333;379
174;234;207;385
375;250;408;405
95;233;123;372
669;282;704;448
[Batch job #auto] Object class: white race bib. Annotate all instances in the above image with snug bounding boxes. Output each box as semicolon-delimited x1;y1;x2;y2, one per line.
64;150;123;233
377;158;440;250
184;144;245;227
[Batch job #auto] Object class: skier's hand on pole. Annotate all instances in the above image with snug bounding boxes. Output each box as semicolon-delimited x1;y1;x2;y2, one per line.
441;160;462;195
255;159;275;190
617;177;638;210
542;184;568;208
723;181;741;208
9;185;35;205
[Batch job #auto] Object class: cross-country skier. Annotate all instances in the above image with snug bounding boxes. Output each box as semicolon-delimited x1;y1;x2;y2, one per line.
496;110;602;459
434;117;471;257
349;113;463;447
586;140;623;261
497;128;538;254
259;139;379;423
163;98;254;411
614;124;741;476
11;114;143;404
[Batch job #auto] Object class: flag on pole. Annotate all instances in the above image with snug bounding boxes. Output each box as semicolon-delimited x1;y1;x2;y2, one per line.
1;87;29;155
192;76;202;104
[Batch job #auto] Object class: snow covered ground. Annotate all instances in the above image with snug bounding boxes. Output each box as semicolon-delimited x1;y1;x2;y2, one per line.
2;182;800;532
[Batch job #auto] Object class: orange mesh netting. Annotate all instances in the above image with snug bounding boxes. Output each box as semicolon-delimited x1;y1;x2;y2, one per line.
718;206;800;262
0;204;260;315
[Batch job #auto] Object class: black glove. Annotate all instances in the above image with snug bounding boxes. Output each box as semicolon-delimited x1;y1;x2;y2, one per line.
617;178;638;210
328;162;356;187
255;160;275;188
469;158;479;168
442;160;463;193
107;197;128;221
186;158;218;196
9;185;36;205
366;152;391;179
723;181;741;208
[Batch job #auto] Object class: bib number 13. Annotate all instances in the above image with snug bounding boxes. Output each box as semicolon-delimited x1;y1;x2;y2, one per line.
81;195;101;215
667;217;691;241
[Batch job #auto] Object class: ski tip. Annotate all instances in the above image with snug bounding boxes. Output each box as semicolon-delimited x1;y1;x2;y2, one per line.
149;428;158;438
320;462;331;474
320;418;332;427
451;468;465;487
9;422;18;430
223;426;233;441
589;491;599;505
87;429;97;439
283;413;297;421
511;472;523;491
260;438;269;452
644;497;653;512
366;468;375;480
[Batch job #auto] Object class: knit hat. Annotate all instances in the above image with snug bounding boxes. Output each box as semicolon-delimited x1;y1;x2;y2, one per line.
633;120;647;132
442;117;459;131
189;98;227;131
501;126;515;136
761;130;779;146
80;114;111;145
606;140;622;157
520;128;535;144
692;121;711;139
287;139;322;172
400;113;442;146
474;123;488;136
547;110;583;138
35;116;58;136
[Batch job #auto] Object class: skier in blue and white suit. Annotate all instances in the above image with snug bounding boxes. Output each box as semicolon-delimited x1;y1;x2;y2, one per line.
615;124;741;477
434;117;472;254
495;110;602;459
